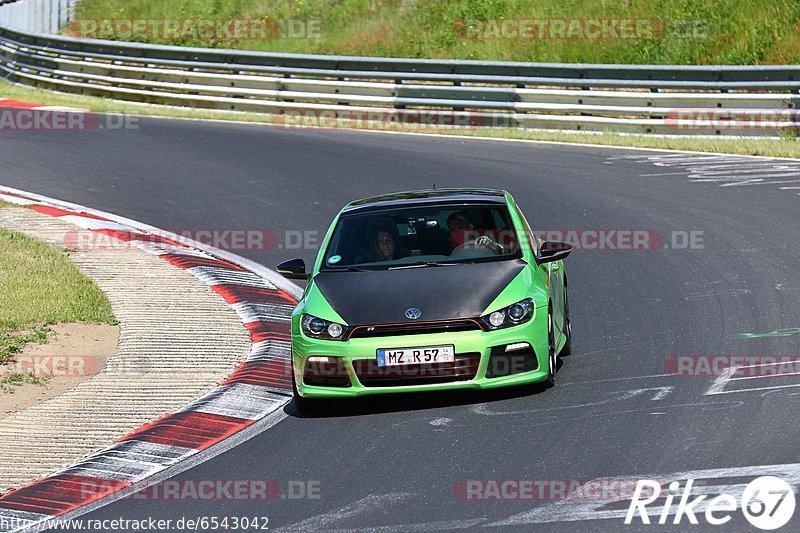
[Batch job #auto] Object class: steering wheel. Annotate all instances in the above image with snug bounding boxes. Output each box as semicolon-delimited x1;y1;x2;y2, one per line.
451;235;504;255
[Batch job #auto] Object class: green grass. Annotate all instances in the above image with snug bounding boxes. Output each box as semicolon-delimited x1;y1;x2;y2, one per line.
0;226;117;370
0;326;51;366
72;0;800;64
3;78;800;158
0;371;51;394
444;128;800;158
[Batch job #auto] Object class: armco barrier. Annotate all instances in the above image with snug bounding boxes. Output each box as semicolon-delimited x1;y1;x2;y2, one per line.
1;3;800;135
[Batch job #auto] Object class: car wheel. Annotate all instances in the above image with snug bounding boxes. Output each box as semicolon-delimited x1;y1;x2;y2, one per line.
544;310;557;389
292;372;315;414
559;281;572;357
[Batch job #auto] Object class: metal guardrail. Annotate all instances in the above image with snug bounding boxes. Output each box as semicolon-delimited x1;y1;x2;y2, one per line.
1;4;799;136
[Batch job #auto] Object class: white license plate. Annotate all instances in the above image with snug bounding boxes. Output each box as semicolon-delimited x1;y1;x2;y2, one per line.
377;345;455;367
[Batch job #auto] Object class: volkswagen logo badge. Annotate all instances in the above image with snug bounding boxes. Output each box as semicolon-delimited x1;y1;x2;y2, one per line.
405;307;423;320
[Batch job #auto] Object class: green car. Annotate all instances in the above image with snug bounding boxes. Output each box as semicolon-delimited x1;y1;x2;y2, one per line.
277;188;572;410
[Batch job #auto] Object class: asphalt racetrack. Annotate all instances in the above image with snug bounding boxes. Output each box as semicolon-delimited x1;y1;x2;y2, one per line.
2;118;800;531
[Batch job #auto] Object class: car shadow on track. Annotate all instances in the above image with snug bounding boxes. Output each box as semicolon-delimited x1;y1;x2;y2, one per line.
285;360;564;418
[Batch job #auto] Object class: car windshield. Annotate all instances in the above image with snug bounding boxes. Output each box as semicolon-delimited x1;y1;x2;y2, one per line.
321;204;522;271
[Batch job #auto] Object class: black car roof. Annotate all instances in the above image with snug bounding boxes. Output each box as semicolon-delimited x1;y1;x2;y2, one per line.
343;188;508;214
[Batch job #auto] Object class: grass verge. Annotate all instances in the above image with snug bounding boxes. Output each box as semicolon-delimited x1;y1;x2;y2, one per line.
0;372;50;394
0;223;117;393
3;79;800;158
72;0;800;65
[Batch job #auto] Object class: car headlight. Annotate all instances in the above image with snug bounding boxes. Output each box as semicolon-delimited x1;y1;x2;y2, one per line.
301;314;347;340
480;298;534;330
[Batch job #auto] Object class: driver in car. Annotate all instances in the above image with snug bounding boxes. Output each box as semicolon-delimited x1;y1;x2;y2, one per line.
447;211;503;254
447;211;476;248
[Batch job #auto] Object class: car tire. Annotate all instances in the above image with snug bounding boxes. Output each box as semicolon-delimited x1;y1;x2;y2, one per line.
292;373;315;414
544;309;556;389
559;280;572;357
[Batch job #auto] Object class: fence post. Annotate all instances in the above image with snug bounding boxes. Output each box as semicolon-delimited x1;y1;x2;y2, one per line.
50;0;58;33
34;0;41;33
59;0;66;30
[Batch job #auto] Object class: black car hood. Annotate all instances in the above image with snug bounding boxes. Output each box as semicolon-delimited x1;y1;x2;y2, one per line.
313;259;527;325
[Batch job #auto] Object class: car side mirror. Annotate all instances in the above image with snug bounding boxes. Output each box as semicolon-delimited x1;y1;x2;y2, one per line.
277;258;309;280
536;241;572;264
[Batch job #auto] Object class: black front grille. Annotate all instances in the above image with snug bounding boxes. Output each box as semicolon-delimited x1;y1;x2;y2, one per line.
485;345;538;378
303;358;351;387
354;353;481;387
347;320;482;339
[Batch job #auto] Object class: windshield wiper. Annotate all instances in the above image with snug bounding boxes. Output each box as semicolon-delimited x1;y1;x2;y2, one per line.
325;266;370;272
388;261;461;270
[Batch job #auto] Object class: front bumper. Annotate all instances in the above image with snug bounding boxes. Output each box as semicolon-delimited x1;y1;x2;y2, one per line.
292;309;550;398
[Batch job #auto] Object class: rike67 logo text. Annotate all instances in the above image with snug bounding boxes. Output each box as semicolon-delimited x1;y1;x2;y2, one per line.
626;476;795;530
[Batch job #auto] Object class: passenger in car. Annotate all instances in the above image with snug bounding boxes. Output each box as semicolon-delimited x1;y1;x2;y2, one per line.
370;229;397;261
356;219;404;262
